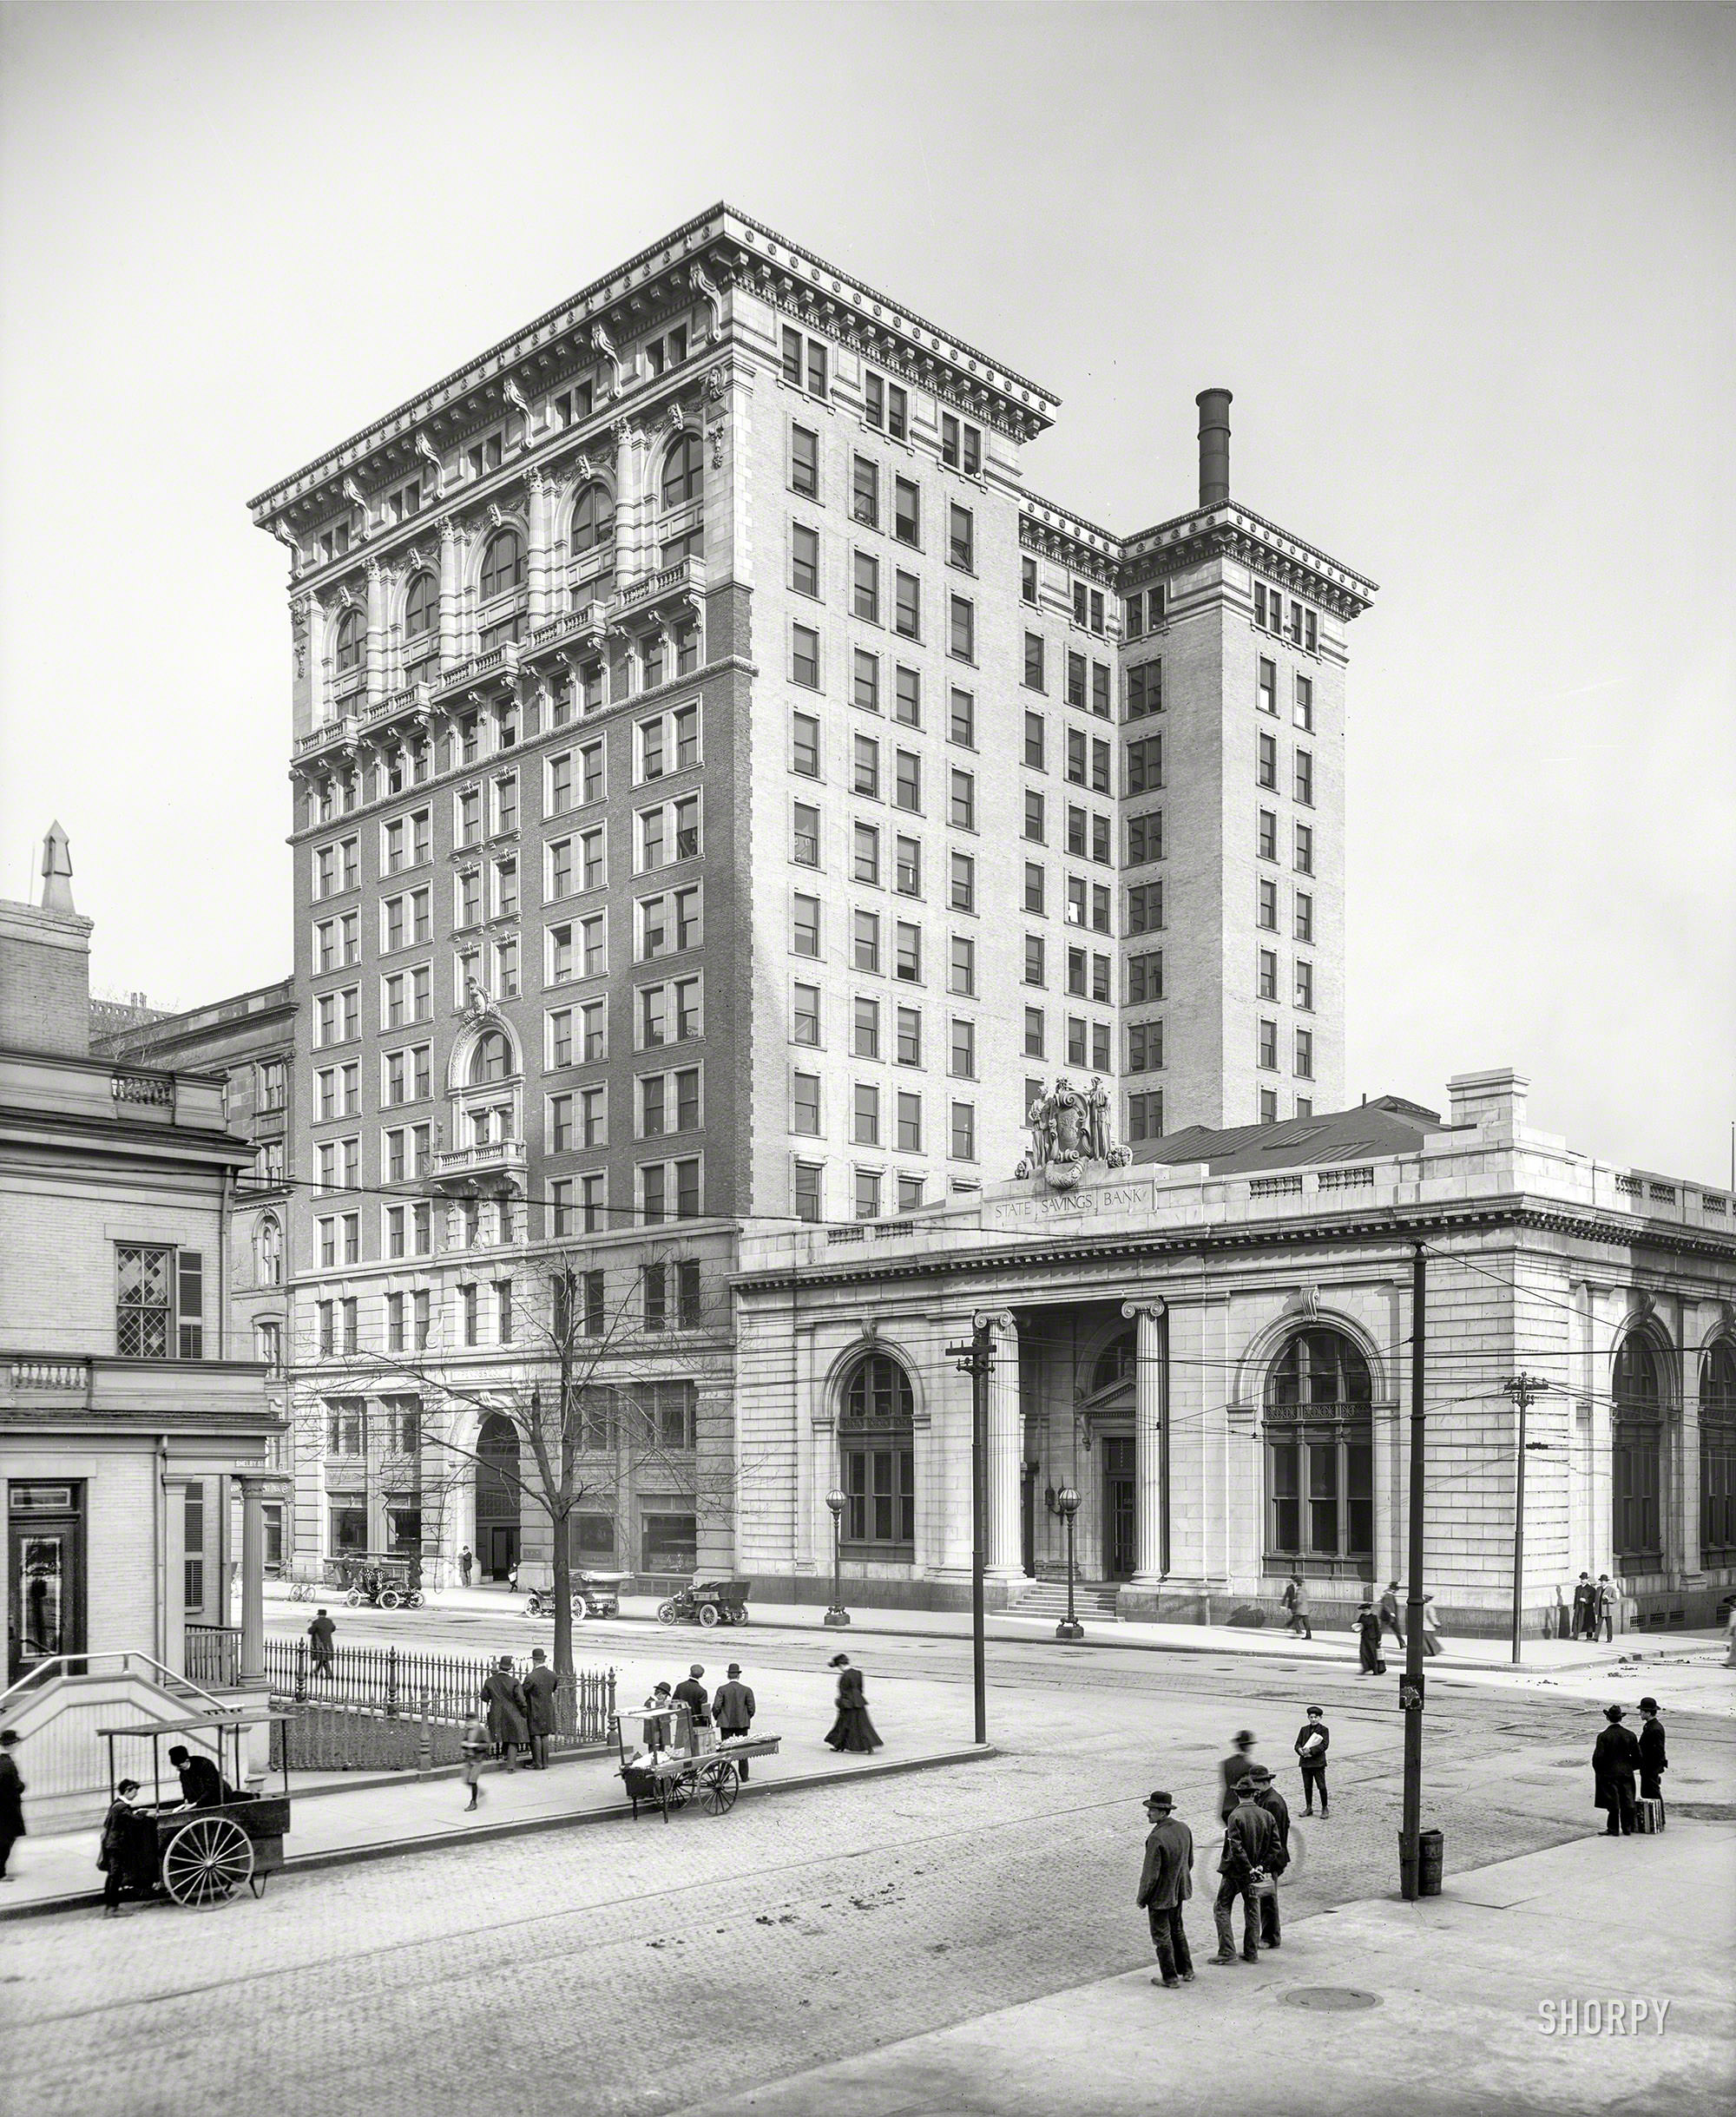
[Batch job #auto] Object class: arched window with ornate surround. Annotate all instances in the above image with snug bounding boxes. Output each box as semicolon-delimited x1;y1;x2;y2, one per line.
403;569;437;642
569;483;615;555
1264;1326;1374;1568
255;1213;283;1289
1613;1332;1667;1567
479;528;525;602
838;1351;915;1555
1701;1339;1736;1566
333;607;365;673
661;431;703;510
469;1028;515;1085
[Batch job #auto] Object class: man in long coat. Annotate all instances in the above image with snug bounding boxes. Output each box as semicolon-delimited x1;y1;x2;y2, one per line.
1247;1765;1291;1949
482;1656;529;1770
713;1663;756;1779
1211;1781;1277;1966
1636;1697;1668;1813
522;1648;560;1770
0;1730;24;1880
1592;1704;1641;1836
1135;1791;1194;1987
1571;1572;1596;1640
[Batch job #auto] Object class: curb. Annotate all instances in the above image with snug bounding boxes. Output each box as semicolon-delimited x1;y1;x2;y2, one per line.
0;1743;996;1922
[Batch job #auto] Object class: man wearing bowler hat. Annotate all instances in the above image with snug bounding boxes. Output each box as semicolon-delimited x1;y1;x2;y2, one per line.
1246;1765;1291;1949
1592;1704;1641;1836
713;1663;756;1778
1636;1697;1667;1817
1135;1791;1194;1989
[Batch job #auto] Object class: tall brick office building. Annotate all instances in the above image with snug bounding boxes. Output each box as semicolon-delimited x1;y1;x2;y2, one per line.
248;207;1374;1588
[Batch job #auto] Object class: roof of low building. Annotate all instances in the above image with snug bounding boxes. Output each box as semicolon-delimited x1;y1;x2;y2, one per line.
1134;1095;1452;1176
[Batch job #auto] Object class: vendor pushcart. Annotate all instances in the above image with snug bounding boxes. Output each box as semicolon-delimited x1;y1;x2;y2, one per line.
96;1706;293;1907
614;1700;779;1822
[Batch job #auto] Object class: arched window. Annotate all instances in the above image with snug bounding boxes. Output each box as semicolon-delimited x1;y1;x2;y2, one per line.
1702;1340;1736;1566
476;1412;520;1580
469;1029;514;1084
1613;1333;1667;1566
661;431;703;510
255;1214;282;1289
570;483;615;554
839;1352;915;1552
1091;1331;1135;1397
1264;1327;1374;1566
334;607;365;672
404;570;437;641
479;529;524;602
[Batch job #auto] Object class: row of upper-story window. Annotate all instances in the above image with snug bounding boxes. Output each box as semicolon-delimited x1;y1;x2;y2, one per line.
789;1068;982;1163
1121;578;1320;654
781;332;985;472
787;588;979;673
793;1162;952;1224
790;484;977;585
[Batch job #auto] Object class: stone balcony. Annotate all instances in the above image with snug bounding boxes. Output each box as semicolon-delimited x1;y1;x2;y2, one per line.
433;639;521;700
428;1137;529;1194
1;1351;277;1430
293;714;358;763
611;552;707;629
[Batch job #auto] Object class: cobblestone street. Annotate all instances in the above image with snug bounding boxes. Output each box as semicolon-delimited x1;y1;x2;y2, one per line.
8;1629;1728;2117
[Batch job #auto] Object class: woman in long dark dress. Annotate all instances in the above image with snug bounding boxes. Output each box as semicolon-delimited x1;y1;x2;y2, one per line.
1354;1601;1384;1674
825;1655;882;1753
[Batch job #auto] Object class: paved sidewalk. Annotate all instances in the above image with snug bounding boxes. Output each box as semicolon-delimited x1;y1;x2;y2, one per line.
0;1733;990;1920
273;1579;1727;1680
697;1823;1736;2117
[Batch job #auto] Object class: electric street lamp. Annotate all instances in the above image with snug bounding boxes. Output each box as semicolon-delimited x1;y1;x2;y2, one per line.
1055;1485;1084;1640
823;1487;851;1627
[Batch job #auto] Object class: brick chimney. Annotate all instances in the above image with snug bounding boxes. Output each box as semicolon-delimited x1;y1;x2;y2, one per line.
1196;388;1232;508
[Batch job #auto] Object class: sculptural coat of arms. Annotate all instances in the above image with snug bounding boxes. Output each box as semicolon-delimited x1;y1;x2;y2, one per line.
1016;1075;1133;1192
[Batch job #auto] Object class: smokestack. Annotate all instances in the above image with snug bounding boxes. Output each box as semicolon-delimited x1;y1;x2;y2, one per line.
1196;388;1233;508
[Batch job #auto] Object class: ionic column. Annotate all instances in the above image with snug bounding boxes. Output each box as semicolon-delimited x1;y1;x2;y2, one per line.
238;1476;266;1683
985;1311;1022;1579
1122;1300;1167;1583
438;521;462;667
527;470;553;628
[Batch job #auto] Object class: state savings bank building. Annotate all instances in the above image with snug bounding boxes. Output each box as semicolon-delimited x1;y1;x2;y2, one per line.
732;1069;1736;1638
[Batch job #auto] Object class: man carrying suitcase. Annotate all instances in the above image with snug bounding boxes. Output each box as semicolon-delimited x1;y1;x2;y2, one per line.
1637;1696;1667;1824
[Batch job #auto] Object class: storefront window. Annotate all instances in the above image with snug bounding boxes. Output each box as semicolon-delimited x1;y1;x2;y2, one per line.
641;1510;697;1575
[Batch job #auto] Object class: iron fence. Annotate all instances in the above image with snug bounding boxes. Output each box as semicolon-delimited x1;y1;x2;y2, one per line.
264;1638;615;1746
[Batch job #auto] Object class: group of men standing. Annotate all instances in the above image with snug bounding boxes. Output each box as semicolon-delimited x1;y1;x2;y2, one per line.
1591;1698;1668;1835
1568;1573;1620;1641
1134;1710;1329;1987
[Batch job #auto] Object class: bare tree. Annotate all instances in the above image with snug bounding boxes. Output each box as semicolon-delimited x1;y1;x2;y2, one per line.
307;1237;737;1682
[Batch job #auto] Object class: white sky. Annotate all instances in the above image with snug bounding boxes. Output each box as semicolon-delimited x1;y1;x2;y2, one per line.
1;0;1730;1181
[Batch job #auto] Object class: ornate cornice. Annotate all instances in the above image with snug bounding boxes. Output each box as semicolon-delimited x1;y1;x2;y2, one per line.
1121;501;1378;621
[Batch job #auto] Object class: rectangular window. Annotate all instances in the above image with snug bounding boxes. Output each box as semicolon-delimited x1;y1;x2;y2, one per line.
853;1082;880;1146
1127;950;1162;1004
1258;878;1279;930
1126;736;1163;793
949;1101;976;1160
1294;1028;1314;1081
854;1168;882;1221
1294;674;1314;731
1024;934;1045;986
852;995;880;1058
792;981;821;1047
950;1018;976;1079
1259;948;1279;1001
1295;960;1314;1011
1294;749;1314;806
852;549;880;622
1257;731;1278;789
791;423;819;497
852;821;880;886
791;522;820;597
792;800;820;868
853;648;880;712
949;934;976;996
894;834;921;895
896;1089;923;1153
1128;1088;1164;1141
1067;650;1087;709
1127;882;1163;935
894;665;921;726
1127;661;1161;719
1294;823;1314;876
1259;810;1278;861
893;479;919;546
1295;891;1314;944
792;893;820;957
1127;811;1163;865
792;1071;821;1134
1023;862;1045;915
792;713;820;779
895;1005;922;1066
949;767;975;831
1024;790;1045;844
794;1161;823;1223
1257;657;1277;715
1022;555;1038;605
948;503;974;571
852;455;879;528
893;749;920;811
1024;1006;1045;1058
894;922;921;983
792;623;820;689
854;733;881;798
1023;632;1046;690
948;595;975;662
1258;1019;1279;1070
853;909;881;972
950;850;975;912
893;569;920;638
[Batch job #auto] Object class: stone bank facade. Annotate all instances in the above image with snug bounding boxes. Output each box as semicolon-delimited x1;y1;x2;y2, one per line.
732;1071;1736;1636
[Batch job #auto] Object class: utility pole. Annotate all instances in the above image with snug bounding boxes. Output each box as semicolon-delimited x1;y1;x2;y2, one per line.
1502;1373;1551;1667
948;1310;1007;1747
1399;1244;1427;1901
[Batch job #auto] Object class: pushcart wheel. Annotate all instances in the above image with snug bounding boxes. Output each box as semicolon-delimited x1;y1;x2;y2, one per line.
700;1759;739;1815
161;1815;254;1907
344;1588;364;1607
656;1601;678;1626
378;1588;402;1611
664;1772;694;1810
698;1601;720;1628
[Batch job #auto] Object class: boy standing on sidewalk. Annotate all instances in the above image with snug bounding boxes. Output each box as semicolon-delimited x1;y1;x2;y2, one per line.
1294;1706;1330;1816
461;1719;489;1811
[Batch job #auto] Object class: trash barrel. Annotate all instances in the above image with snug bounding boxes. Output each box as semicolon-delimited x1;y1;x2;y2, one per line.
1417;1828;1444;1896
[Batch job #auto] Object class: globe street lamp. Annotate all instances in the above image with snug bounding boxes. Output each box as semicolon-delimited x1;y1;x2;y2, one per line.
1055;1485;1084;1640
824;1487;851;1627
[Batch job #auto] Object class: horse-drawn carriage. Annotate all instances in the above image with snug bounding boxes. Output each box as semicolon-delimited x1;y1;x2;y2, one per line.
655;1577;752;1627
97;1706;293;1908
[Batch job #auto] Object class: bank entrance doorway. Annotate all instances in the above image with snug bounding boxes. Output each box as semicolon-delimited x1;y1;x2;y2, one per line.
476;1415;521;1582
1101;1437;1135;1581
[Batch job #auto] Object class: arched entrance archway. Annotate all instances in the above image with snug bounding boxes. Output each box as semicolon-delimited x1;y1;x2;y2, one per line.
476;1412;520;1581
1085;1329;1137;1579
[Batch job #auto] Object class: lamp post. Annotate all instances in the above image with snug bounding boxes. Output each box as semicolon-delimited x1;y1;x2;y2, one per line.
823;1488;851;1628
1055;1485;1083;1640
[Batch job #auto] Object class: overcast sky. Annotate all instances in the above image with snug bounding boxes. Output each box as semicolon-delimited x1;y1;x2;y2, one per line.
1;0;1730;1180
